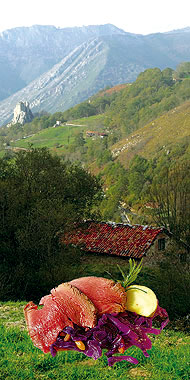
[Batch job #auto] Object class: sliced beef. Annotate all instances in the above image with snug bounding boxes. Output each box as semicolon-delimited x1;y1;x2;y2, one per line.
70;276;127;315
24;296;73;353
24;283;97;353
50;283;97;328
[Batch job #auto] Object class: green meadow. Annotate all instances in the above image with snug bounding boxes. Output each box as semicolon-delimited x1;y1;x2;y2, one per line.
10;114;105;153
1;301;189;380
11;124;81;149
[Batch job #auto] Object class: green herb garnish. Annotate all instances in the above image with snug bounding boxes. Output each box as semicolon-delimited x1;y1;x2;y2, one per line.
117;258;143;289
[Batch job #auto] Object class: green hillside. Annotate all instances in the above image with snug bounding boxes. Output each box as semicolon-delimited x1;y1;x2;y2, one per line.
11;123;85;149
6;114;105;158
6;80;190;170
2;63;190;155
2;64;190;227
104;67;190;136
112;100;190;166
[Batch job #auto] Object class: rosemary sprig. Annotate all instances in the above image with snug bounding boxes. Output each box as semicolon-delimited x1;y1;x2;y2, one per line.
117;258;143;289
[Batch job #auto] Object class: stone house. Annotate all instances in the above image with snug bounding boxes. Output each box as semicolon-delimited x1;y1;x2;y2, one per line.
61;221;189;264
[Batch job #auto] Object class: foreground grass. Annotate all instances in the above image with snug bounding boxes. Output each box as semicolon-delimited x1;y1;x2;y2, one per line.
0;302;190;380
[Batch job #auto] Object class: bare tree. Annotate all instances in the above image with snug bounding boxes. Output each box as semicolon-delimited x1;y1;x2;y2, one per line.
149;162;190;244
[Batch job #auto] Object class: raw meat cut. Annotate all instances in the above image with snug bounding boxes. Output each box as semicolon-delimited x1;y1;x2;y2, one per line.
24;297;73;353
24;283;97;353
50;282;97;328
70;276;127;315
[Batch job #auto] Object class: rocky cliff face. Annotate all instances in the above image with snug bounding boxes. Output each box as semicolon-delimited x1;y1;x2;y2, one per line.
0;24;125;101
0;36;148;126
12;101;33;125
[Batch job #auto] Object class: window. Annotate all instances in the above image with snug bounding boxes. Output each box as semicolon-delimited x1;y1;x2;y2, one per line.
158;238;165;251
180;253;187;263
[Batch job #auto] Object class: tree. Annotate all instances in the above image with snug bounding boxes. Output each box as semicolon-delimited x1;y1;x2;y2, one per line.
92;97;111;114
0;147;102;299
162;67;175;86
73;132;86;149
149;161;190;244
175;62;190;79
100;162;128;221
127;155;150;204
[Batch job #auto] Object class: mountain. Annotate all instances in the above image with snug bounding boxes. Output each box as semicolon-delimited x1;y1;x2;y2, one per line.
0;35;150;126
0;24;125;101
1;25;190;126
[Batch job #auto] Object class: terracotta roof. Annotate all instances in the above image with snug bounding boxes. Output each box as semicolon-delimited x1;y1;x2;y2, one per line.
86;131;108;136
61;221;170;259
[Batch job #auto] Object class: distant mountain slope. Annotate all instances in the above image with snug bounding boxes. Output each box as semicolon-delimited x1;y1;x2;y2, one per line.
1;25;190;125
0;24;126;101
0;34;154;126
0;24;190;97
111;101;190;166
6;101;190;178
1;26;190;126
0;39;109;125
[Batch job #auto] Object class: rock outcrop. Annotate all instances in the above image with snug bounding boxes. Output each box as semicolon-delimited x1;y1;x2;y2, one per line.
12;101;33;125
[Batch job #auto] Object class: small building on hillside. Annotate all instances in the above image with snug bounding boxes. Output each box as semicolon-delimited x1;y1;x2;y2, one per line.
86;131;108;138
61;221;189;264
53;120;62;127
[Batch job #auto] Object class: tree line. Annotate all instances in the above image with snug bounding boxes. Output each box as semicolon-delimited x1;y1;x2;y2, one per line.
99;153;190;246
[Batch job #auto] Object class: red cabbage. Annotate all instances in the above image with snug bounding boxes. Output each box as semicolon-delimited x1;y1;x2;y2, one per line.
50;303;169;366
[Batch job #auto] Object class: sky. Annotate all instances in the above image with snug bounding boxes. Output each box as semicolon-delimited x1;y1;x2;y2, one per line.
0;0;190;35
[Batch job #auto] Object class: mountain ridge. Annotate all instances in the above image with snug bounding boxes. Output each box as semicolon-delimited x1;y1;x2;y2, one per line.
0;24;124;101
1;24;190;125
0;38;109;125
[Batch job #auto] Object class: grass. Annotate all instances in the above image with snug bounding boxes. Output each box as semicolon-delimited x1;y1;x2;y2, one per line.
0;301;190;380
10;124;80;149
6;114;106;157
68;114;105;128
6;100;190;166
112;100;190;167
0;301;26;329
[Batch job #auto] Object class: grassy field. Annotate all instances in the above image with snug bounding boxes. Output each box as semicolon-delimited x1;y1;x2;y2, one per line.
0;301;190;380
111;101;190;167
9;114;105;154
11;124;83;149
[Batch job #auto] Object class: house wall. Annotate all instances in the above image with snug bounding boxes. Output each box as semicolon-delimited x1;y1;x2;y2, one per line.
143;233;188;266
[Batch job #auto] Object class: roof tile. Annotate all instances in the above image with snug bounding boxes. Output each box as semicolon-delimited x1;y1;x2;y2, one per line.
62;221;167;259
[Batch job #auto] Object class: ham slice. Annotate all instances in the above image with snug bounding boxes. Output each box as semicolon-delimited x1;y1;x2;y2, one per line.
24;296;73;353
50;283;97;328
24;283;97;353
70;276;127;315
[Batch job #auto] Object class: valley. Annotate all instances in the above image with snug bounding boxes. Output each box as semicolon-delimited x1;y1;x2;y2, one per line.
1;64;190;233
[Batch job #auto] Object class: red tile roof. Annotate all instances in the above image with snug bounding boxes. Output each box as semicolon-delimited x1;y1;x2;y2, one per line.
61;221;170;259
